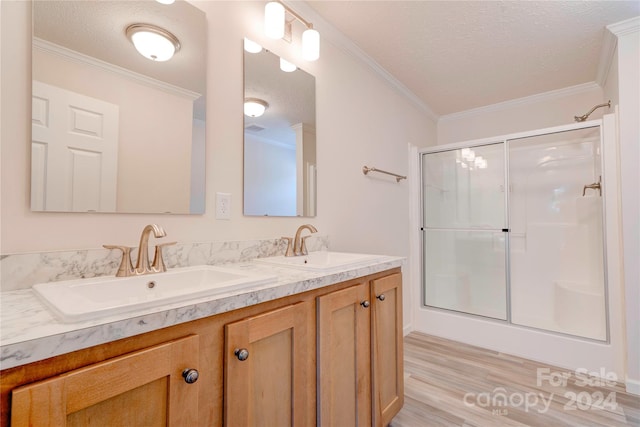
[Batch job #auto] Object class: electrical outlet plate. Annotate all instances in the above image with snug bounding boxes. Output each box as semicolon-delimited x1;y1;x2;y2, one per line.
216;192;231;219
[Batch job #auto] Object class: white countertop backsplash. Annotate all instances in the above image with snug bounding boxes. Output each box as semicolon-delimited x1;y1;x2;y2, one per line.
0;236;403;370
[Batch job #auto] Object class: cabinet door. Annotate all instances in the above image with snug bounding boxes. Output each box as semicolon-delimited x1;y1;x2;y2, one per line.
317;282;371;427
372;273;404;427
11;335;199;427
224;301;313;427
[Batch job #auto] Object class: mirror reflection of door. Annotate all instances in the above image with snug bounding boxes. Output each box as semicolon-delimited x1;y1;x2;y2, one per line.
31;81;119;212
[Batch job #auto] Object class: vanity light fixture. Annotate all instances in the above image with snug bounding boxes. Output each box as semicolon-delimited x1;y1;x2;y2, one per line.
264;1;320;62
280;58;297;72
155;0;175;4
244;98;269;117
126;24;180;62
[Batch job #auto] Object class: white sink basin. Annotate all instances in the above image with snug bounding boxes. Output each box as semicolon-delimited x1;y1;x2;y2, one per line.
254;251;384;272
33;266;277;323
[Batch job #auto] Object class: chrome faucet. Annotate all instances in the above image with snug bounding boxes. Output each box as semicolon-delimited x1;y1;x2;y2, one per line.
283;224;318;257
104;224;176;277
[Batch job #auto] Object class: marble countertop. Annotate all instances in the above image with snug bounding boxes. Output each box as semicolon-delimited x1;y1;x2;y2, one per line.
0;256;404;370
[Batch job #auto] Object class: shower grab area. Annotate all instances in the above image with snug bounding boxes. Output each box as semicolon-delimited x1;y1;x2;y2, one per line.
421;123;608;341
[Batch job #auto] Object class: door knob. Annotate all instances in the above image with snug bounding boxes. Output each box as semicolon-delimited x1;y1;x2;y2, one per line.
182;368;199;384
376;294;386;301
361;300;370;308
234;348;249;361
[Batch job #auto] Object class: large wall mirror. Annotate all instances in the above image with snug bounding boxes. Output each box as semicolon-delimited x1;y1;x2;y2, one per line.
243;42;316;217
31;0;206;214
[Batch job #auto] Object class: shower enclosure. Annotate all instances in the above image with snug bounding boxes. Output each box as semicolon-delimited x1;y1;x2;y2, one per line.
421;123;607;341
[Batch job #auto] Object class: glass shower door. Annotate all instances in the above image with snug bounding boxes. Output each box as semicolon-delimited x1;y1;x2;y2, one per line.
508;126;607;340
422;143;507;320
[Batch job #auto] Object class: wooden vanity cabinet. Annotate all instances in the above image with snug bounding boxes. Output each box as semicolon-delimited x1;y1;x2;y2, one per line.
317;272;403;427
10;335;200;427
318;282;372;426
2;268;402;427
371;273;404;427
224;301;314;427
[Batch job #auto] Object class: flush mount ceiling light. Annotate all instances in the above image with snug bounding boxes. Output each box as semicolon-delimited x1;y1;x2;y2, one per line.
264;1;320;62
244;98;269;117
126;24;180;62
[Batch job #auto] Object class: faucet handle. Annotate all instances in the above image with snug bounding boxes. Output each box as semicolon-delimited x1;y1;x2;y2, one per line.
282;237;295;257
103;245;134;277
151;242;176;273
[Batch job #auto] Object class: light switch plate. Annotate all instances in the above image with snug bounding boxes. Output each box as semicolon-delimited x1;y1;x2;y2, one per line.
216;192;231;219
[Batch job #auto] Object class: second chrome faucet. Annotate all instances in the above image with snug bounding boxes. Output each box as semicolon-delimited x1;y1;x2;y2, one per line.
283;224;318;257
104;224;176;277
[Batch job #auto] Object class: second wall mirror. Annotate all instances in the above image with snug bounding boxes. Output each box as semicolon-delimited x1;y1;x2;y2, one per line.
243;40;317;217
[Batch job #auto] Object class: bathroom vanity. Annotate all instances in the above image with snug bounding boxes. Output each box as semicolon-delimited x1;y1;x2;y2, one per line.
0;257;403;426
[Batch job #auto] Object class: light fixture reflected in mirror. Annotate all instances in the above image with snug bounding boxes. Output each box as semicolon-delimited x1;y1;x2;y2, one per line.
244;98;269;117
244;38;263;53
126;24;180;62
280;57;296;72
264;1;320;61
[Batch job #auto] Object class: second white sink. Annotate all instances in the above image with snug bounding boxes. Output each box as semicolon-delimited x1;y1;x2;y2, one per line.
254;251;384;272
33;265;277;323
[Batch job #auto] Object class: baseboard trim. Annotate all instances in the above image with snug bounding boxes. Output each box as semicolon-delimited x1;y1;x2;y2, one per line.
626;377;640;396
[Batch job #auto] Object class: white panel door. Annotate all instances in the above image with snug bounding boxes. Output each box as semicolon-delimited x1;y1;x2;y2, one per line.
31;81;119;212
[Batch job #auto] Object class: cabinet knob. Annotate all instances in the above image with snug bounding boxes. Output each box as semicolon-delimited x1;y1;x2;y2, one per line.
361;300;370;308
234;348;249;361
182;368;199;384
376;294;386;301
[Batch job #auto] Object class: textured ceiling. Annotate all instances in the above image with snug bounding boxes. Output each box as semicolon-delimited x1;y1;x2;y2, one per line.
306;1;640;116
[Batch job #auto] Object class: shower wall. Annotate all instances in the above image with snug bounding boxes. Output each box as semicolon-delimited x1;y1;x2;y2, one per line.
508;128;606;340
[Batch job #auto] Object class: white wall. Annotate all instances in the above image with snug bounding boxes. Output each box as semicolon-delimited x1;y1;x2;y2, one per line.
437;84;604;145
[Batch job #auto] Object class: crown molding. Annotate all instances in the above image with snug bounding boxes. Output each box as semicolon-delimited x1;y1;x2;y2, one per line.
438;82;602;122
597;16;640;86
282;1;439;121
33;37;202;101
596;28;618;87
607;16;640;37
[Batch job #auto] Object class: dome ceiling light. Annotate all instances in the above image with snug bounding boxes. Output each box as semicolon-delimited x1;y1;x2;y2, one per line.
244;98;269;117
126;24;181;62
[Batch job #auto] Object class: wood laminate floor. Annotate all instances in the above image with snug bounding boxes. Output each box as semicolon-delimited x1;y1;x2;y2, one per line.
390;332;640;427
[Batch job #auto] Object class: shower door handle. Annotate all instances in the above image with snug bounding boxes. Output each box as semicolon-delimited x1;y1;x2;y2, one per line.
582;176;602;196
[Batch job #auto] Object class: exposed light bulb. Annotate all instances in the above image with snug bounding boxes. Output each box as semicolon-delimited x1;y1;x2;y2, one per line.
244;38;263;53
280;58;297;72
302;28;320;61
265;2;285;39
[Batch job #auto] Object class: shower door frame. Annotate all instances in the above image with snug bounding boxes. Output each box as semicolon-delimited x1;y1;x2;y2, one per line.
419;119;611;343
